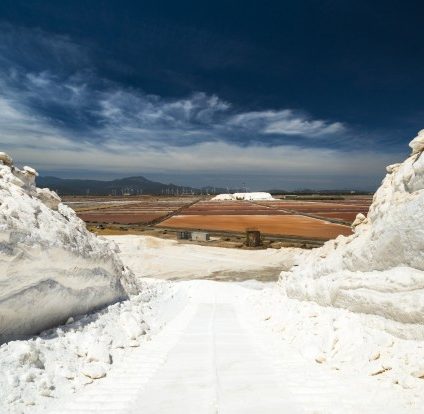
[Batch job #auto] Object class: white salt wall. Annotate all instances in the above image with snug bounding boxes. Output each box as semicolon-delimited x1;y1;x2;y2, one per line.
281;132;424;337
0;153;138;344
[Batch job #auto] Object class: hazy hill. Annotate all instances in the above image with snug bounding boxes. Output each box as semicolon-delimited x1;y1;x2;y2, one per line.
37;176;198;196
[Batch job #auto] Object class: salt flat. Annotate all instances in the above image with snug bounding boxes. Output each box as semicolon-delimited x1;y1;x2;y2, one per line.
48;279;417;414
107;234;300;281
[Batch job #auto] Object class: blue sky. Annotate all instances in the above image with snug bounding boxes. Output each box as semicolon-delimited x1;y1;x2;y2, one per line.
0;0;423;190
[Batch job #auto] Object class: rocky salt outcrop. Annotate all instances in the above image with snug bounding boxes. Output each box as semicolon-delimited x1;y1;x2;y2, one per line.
281;131;424;338
0;153;139;344
409;129;424;155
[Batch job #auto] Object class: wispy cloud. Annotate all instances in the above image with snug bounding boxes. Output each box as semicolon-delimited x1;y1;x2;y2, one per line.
228;110;345;137
0;24;348;147
0;23;400;188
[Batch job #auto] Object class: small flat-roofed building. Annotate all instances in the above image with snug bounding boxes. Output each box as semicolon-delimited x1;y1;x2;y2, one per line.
191;231;210;242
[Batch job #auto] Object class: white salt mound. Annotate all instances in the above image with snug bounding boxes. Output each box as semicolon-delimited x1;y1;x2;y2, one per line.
281;131;424;337
0;154;139;344
211;192;275;201
409;129;424;155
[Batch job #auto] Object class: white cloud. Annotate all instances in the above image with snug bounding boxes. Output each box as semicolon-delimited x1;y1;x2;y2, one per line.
228;110;345;137
0;96;80;151
4;136;398;182
0;88;396;189
0;24;346;146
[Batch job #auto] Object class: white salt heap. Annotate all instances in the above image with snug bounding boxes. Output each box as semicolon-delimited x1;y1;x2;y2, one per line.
409;128;424;155
211;192;275;201
281;131;424;338
0;153;139;344
0;281;164;412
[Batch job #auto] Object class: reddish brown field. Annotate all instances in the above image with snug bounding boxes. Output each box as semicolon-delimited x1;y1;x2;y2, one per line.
177;197;372;224
310;212;362;222
180;201;288;215
158;214;353;239
65;195;372;240
254;199;372;222
64;196;199;225
77;212;166;225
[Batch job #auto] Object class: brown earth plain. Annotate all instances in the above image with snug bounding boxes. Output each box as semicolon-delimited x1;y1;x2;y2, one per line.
64;195;372;242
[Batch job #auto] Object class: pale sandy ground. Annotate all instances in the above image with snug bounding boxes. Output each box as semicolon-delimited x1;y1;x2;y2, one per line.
108;234;301;281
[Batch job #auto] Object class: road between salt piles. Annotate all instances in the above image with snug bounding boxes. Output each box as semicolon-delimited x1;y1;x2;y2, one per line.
48;281;409;414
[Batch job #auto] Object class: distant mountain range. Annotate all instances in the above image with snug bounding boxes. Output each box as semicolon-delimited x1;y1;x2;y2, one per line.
36;176;372;197
36;175;227;196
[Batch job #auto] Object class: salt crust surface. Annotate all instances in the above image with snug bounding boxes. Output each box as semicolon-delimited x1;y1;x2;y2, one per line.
109;234;298;280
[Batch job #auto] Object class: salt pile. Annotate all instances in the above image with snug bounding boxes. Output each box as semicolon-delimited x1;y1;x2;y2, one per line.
281;131;424;338
0;152;138;344
211;192;275;201
0;282;162;411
